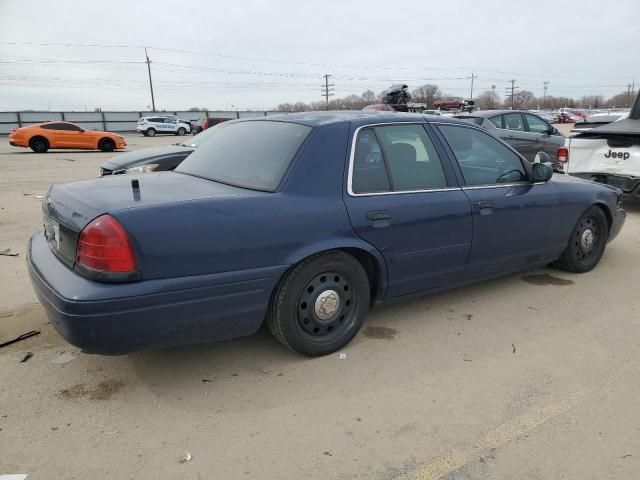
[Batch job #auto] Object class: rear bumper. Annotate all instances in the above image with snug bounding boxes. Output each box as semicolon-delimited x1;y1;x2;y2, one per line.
570;173;640;200
27;233;285;354
9;138;26;147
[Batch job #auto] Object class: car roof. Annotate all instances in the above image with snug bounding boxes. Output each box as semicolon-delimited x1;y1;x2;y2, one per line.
237;111;471;128
457;110;538;118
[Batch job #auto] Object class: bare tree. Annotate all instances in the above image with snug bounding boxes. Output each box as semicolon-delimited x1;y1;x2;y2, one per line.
411;84;442;107
276;103;295;112
506;90;536;109
361;89;377;103
475;90;501;110
604;91;632;108
578;95;604;109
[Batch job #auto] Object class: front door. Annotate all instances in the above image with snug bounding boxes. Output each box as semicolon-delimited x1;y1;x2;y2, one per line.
436;123;563;280
344;123;472;299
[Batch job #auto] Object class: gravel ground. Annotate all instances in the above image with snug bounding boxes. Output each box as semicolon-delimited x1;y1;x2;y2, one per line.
0;131;639;480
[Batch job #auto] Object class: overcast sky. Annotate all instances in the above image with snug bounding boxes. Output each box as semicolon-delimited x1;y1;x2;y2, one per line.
0;0;638;111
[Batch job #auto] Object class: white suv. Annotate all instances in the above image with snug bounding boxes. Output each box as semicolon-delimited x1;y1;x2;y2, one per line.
137;116;191;137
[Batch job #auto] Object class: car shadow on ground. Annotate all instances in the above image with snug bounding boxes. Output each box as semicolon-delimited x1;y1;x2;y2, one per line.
119;269;543;410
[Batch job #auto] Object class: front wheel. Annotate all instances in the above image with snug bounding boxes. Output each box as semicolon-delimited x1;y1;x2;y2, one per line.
146;128;156;137
267;251;370;356
176;127;186;136
553;206;608;273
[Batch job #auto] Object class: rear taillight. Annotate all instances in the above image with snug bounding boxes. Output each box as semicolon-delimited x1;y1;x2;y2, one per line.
557;147;569;163
76;215;137;278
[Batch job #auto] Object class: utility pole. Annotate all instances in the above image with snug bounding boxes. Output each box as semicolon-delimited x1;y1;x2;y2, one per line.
469;72;478;100
543;81;549;108
321;74;334;110
145;48;156;112
491;84;496;108
505;79;518;109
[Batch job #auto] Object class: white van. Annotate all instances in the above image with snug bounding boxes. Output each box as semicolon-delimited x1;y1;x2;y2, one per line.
137;116;191;137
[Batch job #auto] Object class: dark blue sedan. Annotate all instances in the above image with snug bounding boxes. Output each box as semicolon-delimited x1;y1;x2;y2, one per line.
27;112;626;356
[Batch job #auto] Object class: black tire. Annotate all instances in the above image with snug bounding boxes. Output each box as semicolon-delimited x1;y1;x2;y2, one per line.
176;127;186;136
98;138;115;152
267;251;370;356
553;206;608;273
146;128;156;137
29;136;49;153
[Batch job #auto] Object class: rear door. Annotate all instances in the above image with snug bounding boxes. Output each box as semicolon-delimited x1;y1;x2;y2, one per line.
436;123;564;279
523;113;563;160
344;123;472;299
500;113;540;161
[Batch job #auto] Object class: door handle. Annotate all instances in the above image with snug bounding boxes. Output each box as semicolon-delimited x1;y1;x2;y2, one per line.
473;201;494;209
367;210;392;221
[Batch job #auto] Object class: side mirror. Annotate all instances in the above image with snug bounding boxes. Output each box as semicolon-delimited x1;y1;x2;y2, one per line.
533;151;551;164
531;161;553;183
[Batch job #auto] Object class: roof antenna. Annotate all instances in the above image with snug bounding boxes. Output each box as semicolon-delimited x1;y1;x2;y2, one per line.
131;178;141;201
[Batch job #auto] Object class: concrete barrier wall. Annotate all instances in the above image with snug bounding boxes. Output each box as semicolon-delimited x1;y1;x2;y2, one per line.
0;110;287;134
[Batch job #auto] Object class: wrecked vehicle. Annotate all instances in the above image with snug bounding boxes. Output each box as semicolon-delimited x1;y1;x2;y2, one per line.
564;91;640;199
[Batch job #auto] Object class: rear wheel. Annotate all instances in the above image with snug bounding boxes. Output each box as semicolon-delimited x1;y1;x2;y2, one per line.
267;251;370;356
146;128;156;137
29;136;49;153
98;138;115;152
553;206;608;273
176;127;186;136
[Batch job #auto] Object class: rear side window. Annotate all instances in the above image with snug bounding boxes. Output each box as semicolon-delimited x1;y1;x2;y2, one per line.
176;121;310;192
438;125;527;186
352;129;390;194
41;123;66;130
351;124;448;194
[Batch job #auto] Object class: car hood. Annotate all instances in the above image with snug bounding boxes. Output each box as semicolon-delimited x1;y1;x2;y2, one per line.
45;172;258;232
101;144;193;170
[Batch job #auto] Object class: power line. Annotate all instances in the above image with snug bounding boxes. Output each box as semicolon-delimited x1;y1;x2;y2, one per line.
2;41;635;81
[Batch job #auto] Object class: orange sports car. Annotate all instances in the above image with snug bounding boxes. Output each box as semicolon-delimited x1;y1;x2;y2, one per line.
9;121;126;153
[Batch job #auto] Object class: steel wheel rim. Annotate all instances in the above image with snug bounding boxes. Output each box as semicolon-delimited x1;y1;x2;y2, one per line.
297;271;355;341
574;216;599;261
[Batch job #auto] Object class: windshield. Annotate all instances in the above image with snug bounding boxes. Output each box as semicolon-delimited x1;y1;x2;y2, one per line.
176;120;311;192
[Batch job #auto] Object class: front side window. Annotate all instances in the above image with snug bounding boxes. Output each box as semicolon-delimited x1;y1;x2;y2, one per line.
524;114;550;134
176;121;310;192
503;113;525;131
438;125;527;186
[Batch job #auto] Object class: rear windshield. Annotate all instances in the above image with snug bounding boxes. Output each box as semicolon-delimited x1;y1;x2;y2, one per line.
456;116;484;125
176;121;311;192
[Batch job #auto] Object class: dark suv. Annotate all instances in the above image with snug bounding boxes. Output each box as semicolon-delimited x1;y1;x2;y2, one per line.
192;117;231;134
